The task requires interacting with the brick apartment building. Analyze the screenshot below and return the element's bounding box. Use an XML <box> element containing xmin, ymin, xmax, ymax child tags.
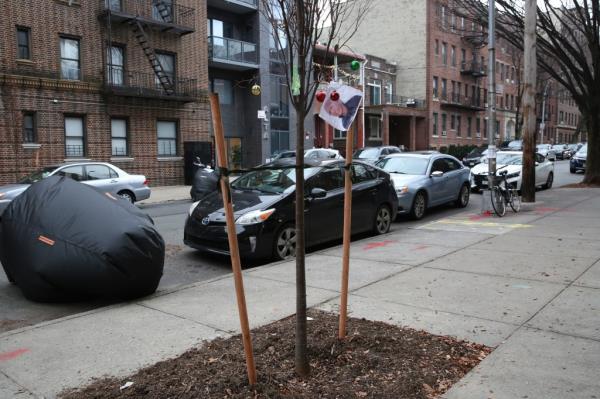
<box><xmin>0</xmin><ymin>0</ymin><xmax>210</xmax><ymax>186</ymax></box>
<box><xmin>339</xmin><ymin>0</ymin><xmax>525</xmax><ymax>151</ymax></box>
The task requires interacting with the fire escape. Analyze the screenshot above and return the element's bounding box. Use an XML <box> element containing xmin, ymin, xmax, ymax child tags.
<box><xmin>99</xmin><ymin>0</ymin><xmax>196</xmax><ymax>101</ymax></box>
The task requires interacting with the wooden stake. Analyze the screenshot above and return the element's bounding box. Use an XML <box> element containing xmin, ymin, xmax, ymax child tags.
<box><xmin>209</xmin><ymin>94</ymin><xmax>257</xmax><ymax>385</ymax></box>
<box><xmin>339</xmin><ymin>122</ymin><xmax>354</xmax><ymax>339</ymax></box>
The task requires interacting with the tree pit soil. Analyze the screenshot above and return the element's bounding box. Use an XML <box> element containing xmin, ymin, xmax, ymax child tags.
<box><xmin>61</xmin><ymin>310</ymin><xmax>491</xmax><ymax>399</ymax></box>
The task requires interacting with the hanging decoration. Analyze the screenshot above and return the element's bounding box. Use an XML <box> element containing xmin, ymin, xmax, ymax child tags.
<box><xmin>330</xmin><ymin>90</ymin><xmax>340</xmax><ymax>101</ymax></box>
<box><xmin>316</xmin><ymin>91</ymin><xmax>326</xmax><ymax>103</ymax></box>
<box><xmin>350</xmin><ymin>60</ymin><xmax>360</xmax><ymax>71</ymax></box>
<box><xmin>251</xmin><ymin>84</ymin><xmax>261</xmax><ymax>96</ymax></box>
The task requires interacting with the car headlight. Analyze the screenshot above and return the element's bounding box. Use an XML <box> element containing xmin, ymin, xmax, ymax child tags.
<box><xmin>236</xmin><ymin>209</ymin><xmax>275</xmax><ymax>225</ymax></box>
<box><xmin>188</xmin><ymin>201</ymin><xmax>200</xmax><ymax>216</ymax></box>
<box><xmin>505</xmin><ymin>172</ymin><xmax>521</xmax><ymax>179</ymax></box>
<box><xmin>396</xmin><ymin>185</ymin><xmax>409</xmax><ymax>195</ymax></box>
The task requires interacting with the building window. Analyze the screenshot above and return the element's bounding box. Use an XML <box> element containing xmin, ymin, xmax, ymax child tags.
<box><xmin>434</xmin><ymin>39</ymin><xmax>439</xmax><ymax>55</ymax></box>
<box><xmin>107</xmin><ymin>45</ymin><xmax>124</xmax><ymax>85</ymax></box>
<box><xmin>157</xmin><ymin>120</ymin><xmax>177</xmax><ymax>156</ymax></box>
<box><xmin>334</xmin><ymin>129</ymin><xmax>346</xmax><ymax>139</ymax></box>
<box><xmin>467</xmin><ymin>116</ymin><xmax>472</xmax><ymax>138</ymax></box>
<box><xmin>153</xmin><ymin>0</ymin><xmax>173</xmax><ymax>23</ymax></box>
<box><xmin>457</xmin><ymin>116</ymin><xmax>462</xmax><ymax>137</ymax></box>
<box><xmin>432</xmin><ymin>76</ymin><xmax>438</xmax><ymax>98</ymax></box>
<box><xmin>60</xmin><ymin>37</ymin><xmax>80</xmax><ymax>80</ymax></box>
<box><xmin>461</xmin><ymin>48</ymin><xmax>466</xmax><ymax>65</ymax></box>
<box><xmin>155</xmin><ymin>52</ymin><xmax>175</xmax><ymax>87</ymax></box>
<box><xmin>271</xmin><ymin>130</ymin><xmax>289</xmax><ymax>154</ymax></box>
<box><xmin>65</xmin><ymin>116</ymin><xmax>85</xmax><ymax>157</ymax></box>
<box><xmin>433</xmin><ymin>113</ymin><xmax>438</xmax><ymax>136</ymax></box>
<box><xmin>495</xmin><ymin>120</ymin><xmax>500</xmax><ymax>138</ymax></box>
<box><xmin>476</xmin><ymin>118</ymin><xmax>481</xmax><ymax>137</ymax></box>
<box><xmin>17</xmin><ymin>27</ymin><xmax>31</xmax><ymax>60</ymax></box>
<box><xmin>441</xmin><ymin>113</ymin><xmax>447</xmax><ymax>135</ymax></box>
<box><xmin>484</xmin><ymin>119</ymin><xmax>488</xmax><ymax>138</ymax></box>
<box><xmin>441</xmin><ymin>79</ymin><xmax>447</xmax><ymax>100</ymax></box>
<box><xmin>369</xmin><ymin>117</ymin><xmax>381</xmax><ymax>139</ymax></box>
<box><xmin>111</xmin><ymin>118</ymin><xmax>128</xmax><ymax>156</ymax></box>
<box><xmin>441</xmin><ymin>5</ymin><xmax>446</xmax><ymax>28</ymax></box>
<box><xmin>368</xmin><ymin>83</ymin><xmax>381</xmax><ymax>106</ymax></box>
<box><xmin>451</xmin><ymin>46</ymin><xmax>456</xmax><ymax>67</ymax></box>
<box><xmin>385</xmin><ymin>82</ymin><xmax>393</xmax><ymax>103</ymax></box>
<box><xmin>23</xmin><ymin>112</ymin><xmax>36</xmax><ymax>143</ymax></box>
<box><xmin>441</xmin><ymin>42</ymin><xmax>447</xmax><ymax>65</ymax></box>
<box><xmin>211</xmin><ymin>78</ymin><xmax>234</xmax><ymax>105</ymax></box>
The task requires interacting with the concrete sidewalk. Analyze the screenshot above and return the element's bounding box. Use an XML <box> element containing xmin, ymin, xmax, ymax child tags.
<box><xmin>137</xmin><ymin>185</ymin><xmax>191</xmax><ymax>206</ymax></box>
<box><xmin>1</xmin><ymin>187</ymin><xmax>600</xmax><ymax>398</ymax></box>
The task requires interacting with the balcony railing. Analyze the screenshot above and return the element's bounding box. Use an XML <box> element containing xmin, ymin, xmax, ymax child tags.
<box><xmin>103</xmin><ymin>69</ymin><xmax>199</xmax><ymax>101</ymax></box>
<box><xmin>208</xmin><ymin>36</ymin><xmax>258</xmax><ymax>68</ymax></box>
<box><xmin>441</xmin><ymin>92</ymin><xmax>485</xmax><ymax>110</ymax></box>
<box><xmin>99</xmin><ymin>0</ymin><xmax>195</xmax><ymax>35</ymax></box>
<box><xmin>367</xmin><ymin>94</ymin><xmax>426</xmax><ymax>108</ymax></box>
<box><xmin>460</xmin><ymin>61</ymin><xmax>487</xmax><ymax>77</ymax></box>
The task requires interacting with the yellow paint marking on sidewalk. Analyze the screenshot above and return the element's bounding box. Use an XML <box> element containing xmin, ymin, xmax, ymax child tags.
<box><xmin>432</xmin><ymin>219</ymin><xmax>533</xmax><ymax>229</ymax></box>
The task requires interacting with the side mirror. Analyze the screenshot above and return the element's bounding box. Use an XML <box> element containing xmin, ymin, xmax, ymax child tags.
<box><xmin>535</xmin><ymin>162</ymin><xmax>540</xmax><ymax>166</ymax></box>
<box><xmin>309</xmin><ymin>188</ymin><xmax>327</xmax><ymax>199</ymax></box>
<box><xmin>431</xmin><ymin>171</ymin><xmax>444</xmax><ymax>178</ymax></box>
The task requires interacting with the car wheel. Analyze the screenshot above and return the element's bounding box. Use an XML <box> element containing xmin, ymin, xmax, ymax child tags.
<box><xmin>410</xmin><ymin>191</ymin><xmax>427</xmax><ymax>220</ymax></box>
<box><xmin>118</xmin><ymin>190</ymin><xmax>135</xmax><ymax>203</ymax></box>
<box><xmin>373</xmin><ymin>204</ymin><xmax>392</xmax><ymax>235</ymax></box>
<box><xmin>455</xmin><ymin>184</ymin><xmax>470</xmax><ymax>208</ymax></box>
<box><xmin>274</xmin><ymin>224</ymin><xmax>296</xmax><ymax>261</ymax></box>
<box><xmin>543</xmin><ymin>172</ymin><xmax>554</xmax><ymax>189</ymax></box>
<box><xmin>570</xmin><ymin>167</ymin><xmax>576</xmax><ymax>174</ymax></box>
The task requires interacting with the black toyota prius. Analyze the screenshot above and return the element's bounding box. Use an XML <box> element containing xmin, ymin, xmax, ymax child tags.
<box><xmin>184</xmin><ymin>159</ymin><xmax>398</xmax><ymax>260</ymax></box>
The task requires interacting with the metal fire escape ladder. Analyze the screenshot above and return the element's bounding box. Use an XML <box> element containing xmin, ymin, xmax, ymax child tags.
<box><xmin>130</xmin><ymin>19</ymin><xmax>175</xmax><ymax>95</ymax></box>
<box><xmin>153</xmin><ymin>1</ymin><xmax>173</xmax><ymax>23</ymax></box>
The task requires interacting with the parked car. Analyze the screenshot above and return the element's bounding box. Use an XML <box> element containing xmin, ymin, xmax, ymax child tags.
<box><xmin>353</xmin><ymin>146</ymin><xmax>402</xmax><ymax>164</ymax></box>
<box><xmin>462</xmin><ymin>146</ymin><xmax>488</xmax><ymax>168</ymax></box>
<box><xmin>304</xmin><ymin>148</ymin><xmax>344</xmax><ymax>160</ymax></box>
<box><xmin>552</xmin><ymin>144</ymin><xmax>570</xmax><ymax>160</ymax></box>
<box><xmin>270</xmin><ymin>150</ymin><xmax>296</xmax><ymax>162</ymax></box>
<box><xmin>507</xmin><ymin>140</ymin><xmax>523</xmax><ymax>150</ymax></box>
<box><xmin>0</xmin><ymin>162</ymin><xmax>150</xmax><ymax>217</ymax></box>
<box><xmin>184</xmin><ymin>159</ymin><xmax>398</xmax><ymax>260</ymax></box>
<box><xmin>567</xmin><ymin>144</ymin><xmax>580</xmax><ymax>158</ymax></box>
<box><xmin>470</xmin><ymin>151</ymin><xmax>555</xmax><ymax>191</ymax></box>
<box><xmin>536</xmin><ymin>144</ymin><xmax>557</xmax><ymax>162</ymax></box>
<box><xmin>570</xmin><ymin>143</ymin><xmax>587</xmax><ymax>173</ymax></box>
<box><xmin>375</xmin><ymin>152</ymin><xmax>471</xmax><ymax>220</ymax></box>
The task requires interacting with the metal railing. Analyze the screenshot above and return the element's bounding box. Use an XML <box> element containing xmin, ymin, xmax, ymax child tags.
<box><xmin>208</xmin><ymin>36</ymin><xmax>258</xmax><ymax>65</ymax></box>
<box><xmin>443</xmin><ymin>92</ymin><xmax>485</xmax><ymax>109</ymax></box>
<box><xmin>460</xmin><ymin>61</ymin><xmax>487</xmax><ymax>76</ymax></box>
<box><xmin>227</xmin><ymin>0</ymin><xmax>257</xmax><ymax>6</ymax></box>
<box><xmin>104</xmin><ymin>69</ymin><xmax>199</xmax><ymax>99</ymax></box>
<box><xmin>66</xmin><ymin>145</ymin><xmax>84</xmax><ymax>158</ymax></box>
<box><xmin>100</xmin><ymin>0</ymin><xmax>195</xmax><ymax>30</ymax></box>
<box><xmin>367</xmin><ymin>94</ymin><xmax>426</xmax><ymax>108</ymax></box>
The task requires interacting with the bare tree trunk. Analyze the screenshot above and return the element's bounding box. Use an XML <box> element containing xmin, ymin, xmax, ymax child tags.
<box><xmin>521</xmin><ymin>0</ymin><xmax>537</xmax><ymax>202</ymax></box>
<box><xmin>583</xmin><ymin>101</ymin><xmax>600</xmax><ymax>185</ymax></box>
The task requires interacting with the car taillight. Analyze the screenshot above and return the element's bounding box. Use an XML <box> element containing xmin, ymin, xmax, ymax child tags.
<box><xmin>143</xmin><ymin>179</ymin><xmax>149</xmax><ymax>186</ymax></box>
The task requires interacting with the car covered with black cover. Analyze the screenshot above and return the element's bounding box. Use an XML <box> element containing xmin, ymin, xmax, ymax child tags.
<box><xmin>0</xmin><ymin>176</ymin><xmax>164</xmax><ymax>302</ymax></box>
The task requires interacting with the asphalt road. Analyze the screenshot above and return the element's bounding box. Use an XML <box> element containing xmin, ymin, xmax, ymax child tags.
<box><xmin>0</xmin><ymin>160</ymin><xmax>584</xmax><ymax>333</ymax></box>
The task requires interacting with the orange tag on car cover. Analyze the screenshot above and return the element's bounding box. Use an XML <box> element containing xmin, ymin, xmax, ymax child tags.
<box><xmin>38</xmin><ymin>235</ymin><xmax>55</xmax><ymax>246</ymax></box>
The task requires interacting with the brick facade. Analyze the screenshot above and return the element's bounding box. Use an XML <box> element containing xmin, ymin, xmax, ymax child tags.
<box><xmin>0</xmin><ymin>0</ymin><xmax>210</xmax><ymax>186</ymax></box>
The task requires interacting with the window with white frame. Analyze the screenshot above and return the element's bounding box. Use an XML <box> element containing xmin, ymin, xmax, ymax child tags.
<box><xmin>368</xmin><ymin>82</ymin><xmax>381</xmax><ymax>105</ymax></box>
<box><xmin>65</xmin><ymin>116</ymin><xmax>84</xmax><ymax>157</ymax></box>
<box><xmin>111</xmin><ymin>118</ymin><xmax>128</xmax><ymax>156</ymax></box>
<box><xmin>60</xmin><ymin>37</ymin><xmax>80</xmax><ymax>80</ymax></box>
<box><xmin>369</xmin><ymin>116</ymin><xmax>381</xmax><ymax>139</ymax></box>
<box><xmin>334</xmin><ymin>129</ymin><xmax>346</xmax><ymax>139</ymax></box>
<box><xmin>157</xmin><ymin>120</ymin><xmax>177</xmax><ymax>156</ymax></box>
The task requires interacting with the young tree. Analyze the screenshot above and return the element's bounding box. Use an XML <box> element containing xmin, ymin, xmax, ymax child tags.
<box><xmin>261</xmin><ymin>0</ymin><xmax>372</xmax><ymax>377</ymax></box>
<box><xmin>455</xmin><ymin>0</ymin><xmax>600</xmax><ymax>184</ymax></box>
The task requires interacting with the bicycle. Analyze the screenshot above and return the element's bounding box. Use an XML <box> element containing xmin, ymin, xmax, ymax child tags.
<box><xmin>486</xmin><ymin>165</ymin><xmax>521</xmax><ymax>217</ymax></box>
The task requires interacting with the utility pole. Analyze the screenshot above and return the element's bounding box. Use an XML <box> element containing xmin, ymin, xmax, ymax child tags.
<box><xmin>521</xmin><ymin>0</ymin><xmax>537</xmax><ymax>202</ymax></box>
<box><xmin>486</xmin><ymin>0</ymin><xmax>497</xmax><ymax>191</ymax></box>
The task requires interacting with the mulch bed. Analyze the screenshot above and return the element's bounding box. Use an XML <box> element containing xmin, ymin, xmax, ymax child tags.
<box><xmin>61</xmin><ymin>310</ymin><xmax>491</xmax><ymax>399</ymax></box>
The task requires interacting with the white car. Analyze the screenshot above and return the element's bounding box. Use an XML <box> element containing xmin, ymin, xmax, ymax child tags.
<box><xmin>304</xmin><ymin>148</ymin><xmax>344</xmax><ymax>160</ymax></box>
<box><xmin>470</xmin><ymin>151</ymin><xmax>555</xmax><ymax>191</ymax></box>
<box><xmin>536</xmin><ymin>144</ymin><xmax>557</xmax><ymax>162</ymax></box>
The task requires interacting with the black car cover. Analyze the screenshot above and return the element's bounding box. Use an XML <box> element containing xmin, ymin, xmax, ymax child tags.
<box><xmin>0</xmin><ymin>176</ymin><xmax>164</xmax><ymax>302</ymax></box>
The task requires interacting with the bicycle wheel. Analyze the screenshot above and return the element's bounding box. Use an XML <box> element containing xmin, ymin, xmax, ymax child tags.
<box><xmin>490</xmin><ymin>186</ymin><xmax>506</xmax><ymax>217</ymax></box>
<box><xmin>509</xmin><ymin>189</ymin><xmax>521</xmax><ymax>212</ymax></box>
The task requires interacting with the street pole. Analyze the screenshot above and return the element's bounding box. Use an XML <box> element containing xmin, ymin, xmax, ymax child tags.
<box><xmin>539</xmin><ymin>82</ymin><xmax>549</xmax><ymax>144</ymax></box>
<box><xmin>486</xmin><ymin>0</ymin><xmax>497</xmax><ymax>192</ymax></box>
<box><xmin>521</xmin><ymin>0</ymin><xmax>537</xmax><ymax>202</ymax></box>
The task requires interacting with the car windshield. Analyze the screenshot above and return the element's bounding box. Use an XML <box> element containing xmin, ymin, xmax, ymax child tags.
<box><xmin>231</xmin><ymin>167</ymin><xmax>320</xmax><ymax>194</ymax></box>
<box><xmin>466</xmin><ymin>147</ymin><xmax>485</xmax><ymax>157</ymax></box>
<box><xmin>552</xmin><ymin>145</ymin><xmax>564</xmax><ymax>150</ymax></box>
<box><xmin>18</xmin><ymin>166</ymin><xmax>59</xmax><ymax>184</ymax></box>
<box><xmin>354</xmin><ymin>148</ymin><xmax>380</xmax><ymax>159</ymax></box>
<box><xmin>496</xmin><ymin>153</ymin><xmax>523</xmax><ymax>165</ymax></box>
<box><xmin>537</xmin><ymin>144</ymin><xmax>551</xmax><ymax>150</ymax></box>
<box><xmin>508</xmin><ymin>140</ymin><xmax>522</xmax><ymax>148</ymax></box>
<box><xmin>576</xmin><ymin>144</ymin><xmax>587</xmax><ymax>157</ymax></box>
<box><xmin>375</xmin><ymin>156</ymin><xmax>429</xmax><ymax>175</ymax></box>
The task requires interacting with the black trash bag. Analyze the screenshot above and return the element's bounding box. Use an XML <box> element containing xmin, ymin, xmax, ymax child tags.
<box><xmin>190</xmin><ymin>165</ymin><xmax>220</xmax><ymax>201</ymax></box>
<box><xmin>0</xmin><ymin>176</ymin><xmax>164</xmax><ymax>302</ymax></box>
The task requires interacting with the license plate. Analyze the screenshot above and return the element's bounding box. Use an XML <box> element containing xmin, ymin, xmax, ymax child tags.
<box><xmin>481</xmin><ymin>180</ymin><xmax>488</xmax><ymax>186</ymax></box>
<box><xmin>470</xmin><ymin>162</ymin><xmax>475</xmax><ymax>166</ymax></box>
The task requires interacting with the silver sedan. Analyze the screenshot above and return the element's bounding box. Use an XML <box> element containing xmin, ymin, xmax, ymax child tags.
<box><xmin>0</xmin><ymin>162</ymin><xmax>150</xmax><ymax>216</ymax></box>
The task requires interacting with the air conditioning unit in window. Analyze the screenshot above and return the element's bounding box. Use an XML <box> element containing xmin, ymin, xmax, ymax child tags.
<box><xmin>441</xmin><ymin>130</ymin><xmax>447</xmax><ymax>137</ymax></box>
<box><xmin>475</xmin><ymin>131</ymin><xmax>481</xmax><ymax>138</ymax></box>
